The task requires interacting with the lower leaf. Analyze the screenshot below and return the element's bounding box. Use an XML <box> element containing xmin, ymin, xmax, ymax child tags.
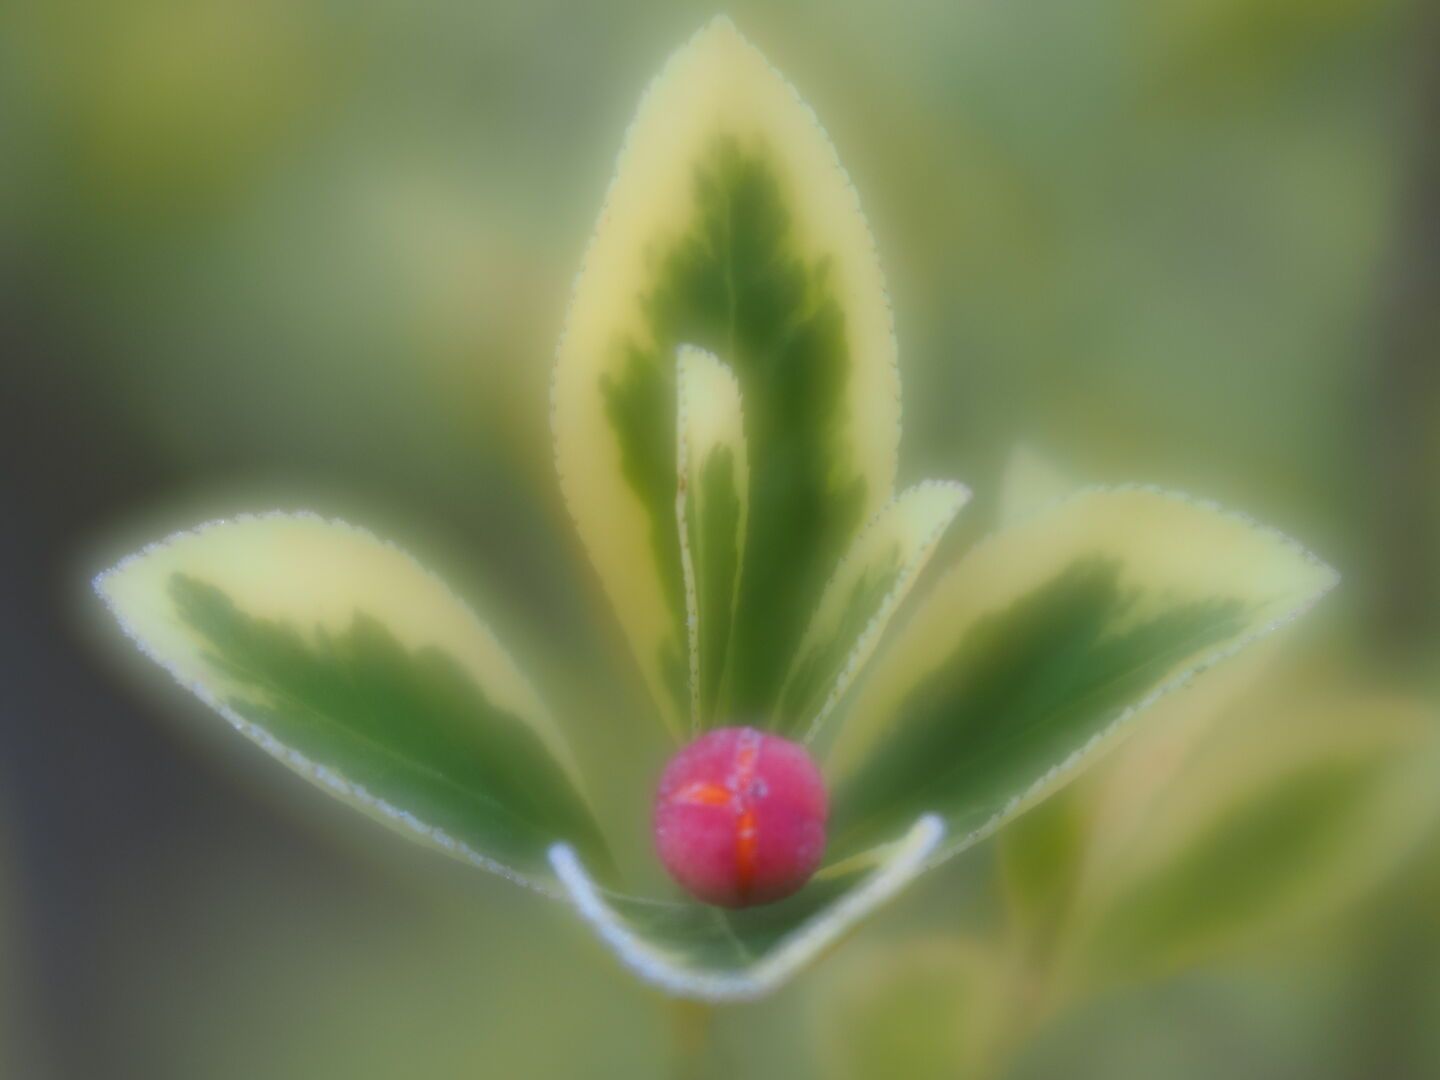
<box><xmin>549</xmin><ymin>814</ymin><xmax>944</xmax><ymax>1001</ymax></box>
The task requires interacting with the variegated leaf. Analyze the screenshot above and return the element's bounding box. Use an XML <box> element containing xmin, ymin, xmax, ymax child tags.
<box><xmin>676</xmin><ymin>346</ymin><xmax>749</xmax><ymax>732</ymax></box>
<box><xmin>549</xmin><ymin>815</ymin><xmax>943</xmax><ymax>1002</ymax></box>
<box><xmin>822</xmin><ymin>487</ymin><xmax>1339</xmax><ymax>864</ymax></box>
<box><xmin>554</xmin><ymin>16</ymin><xmax>900</xmax><ymax>731</ymax></box>
<box><xmin>1080</xmin><ymin>680</ymin><xmax>1440</xmax><ymax>978</ymax></box>
<box><xmin>96</xmin><ymin>513</ymin><xmax>608</xmax><ymax>889</ymax></box>
<box><xmin>776</xmin><ymin>481</ymin><xmax>970</xmax><ymax>739</ymax></box>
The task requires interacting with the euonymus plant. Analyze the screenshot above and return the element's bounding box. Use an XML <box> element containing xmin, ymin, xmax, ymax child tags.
<box><xmin>95</xmin><ymin>19</ymin><xmax>1337</xmax><ymax>1002</ymax></box>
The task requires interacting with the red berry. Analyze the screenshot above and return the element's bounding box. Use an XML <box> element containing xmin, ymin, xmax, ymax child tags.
<box><xmin>653</xmin><ymin>726</ymin><xmax>828</xmax><ymax>908</ymax></box>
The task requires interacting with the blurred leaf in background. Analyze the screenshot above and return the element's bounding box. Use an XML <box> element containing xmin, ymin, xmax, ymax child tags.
<box><xmin>1076</xmin><ymin>673</ymin><xmax>1439</xmax><ymax>981</ymax></box>
<box><xmin>815</xmin><ymin>654</ymin><xmax>1440</xmax><ymax>1078</ymax></box>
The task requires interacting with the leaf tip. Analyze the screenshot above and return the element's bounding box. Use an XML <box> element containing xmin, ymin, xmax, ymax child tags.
<box><xmin>919</xmin><ymin>477</ymin><xmax>973</xmax><ymax>515</ymax></box>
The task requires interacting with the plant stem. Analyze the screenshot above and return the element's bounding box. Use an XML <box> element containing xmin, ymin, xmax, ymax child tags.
<box><xmin>669</xmin><ymin>999</ymin><xmax>717</xmax><ymax>1080</ymax></box>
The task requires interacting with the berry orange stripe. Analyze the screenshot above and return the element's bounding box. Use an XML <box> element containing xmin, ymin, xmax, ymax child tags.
<box><xmin>732</xmin><ymin>729</ymin><xmax>762</xmax><ymax>899</ymax></box>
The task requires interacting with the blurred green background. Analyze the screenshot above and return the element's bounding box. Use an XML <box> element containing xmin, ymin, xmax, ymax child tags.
<box><xmin>3</xmin><ymin>0</ymin><xmax>1438</xmax><ymax>1077</ymax></box>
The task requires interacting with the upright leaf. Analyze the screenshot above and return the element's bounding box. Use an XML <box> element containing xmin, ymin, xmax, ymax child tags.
<box><xmin>823</xmin><ymin>487</ymin><xmax>1338</xmax><ymax>862</ymax></box>
<box><xmin>96</xmin><ymin>513</ymin><xmax>608</xmax><ymax>888</ymax></box>
<box><xmin>554</xmin><ymin>17</ymin><xmax>900</xmax><ymax>730</ymax></box>
<box><xmin>675</xmin><ymin>346</ymin><xmax>749</xmax><ymax>731</ymax></box>
<box><xmin>776</xmin><ymin>481</ymin><xmax>969</xmax><ymax>739</ymax></box>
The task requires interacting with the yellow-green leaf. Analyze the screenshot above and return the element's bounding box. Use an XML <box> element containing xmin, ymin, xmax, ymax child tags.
<box><xmin>554</xmin><ymin>17</ymin><xmax>900</xmax><ymax>730</ymax></box>
<box><xmin>96</xmin><ymin>513</ymin><xmax>607</xmax><ymax>889</ymax></box>
<box><xmin>1080</xmin><ymin>677</ymin><xmax>1440</xmax><ymax>978</ymax></box>
<box><xmin>776</xmin><ymin>481</ymin><xmax>970</xmax><ymax>739</ymax></box>
<box><xmin>676</xmin><ymin>346</ymin><xmax>749</xmax><ymax>732</ymax></box>
<box><xmin>822</xmin><ymin>487</ymin><xmax>1338</xmax><ymax>864</ymax></box>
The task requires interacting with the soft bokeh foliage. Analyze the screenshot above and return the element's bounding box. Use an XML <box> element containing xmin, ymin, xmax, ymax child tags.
<box><xmin>4</xmin><ymin>0</ymin><xmax>1439</xmax><ymax>1076</ymax></box>
<box><xmin>813</xmin><ymin>656</ymin><xmax>1440</xmax><ymax>1079</ymax></box>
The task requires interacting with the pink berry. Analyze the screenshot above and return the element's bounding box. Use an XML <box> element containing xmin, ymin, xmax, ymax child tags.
<box><xmin>653</xmin><ymin>726</ymin><xmax>828</xmax><ymax>908</ymax></box>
